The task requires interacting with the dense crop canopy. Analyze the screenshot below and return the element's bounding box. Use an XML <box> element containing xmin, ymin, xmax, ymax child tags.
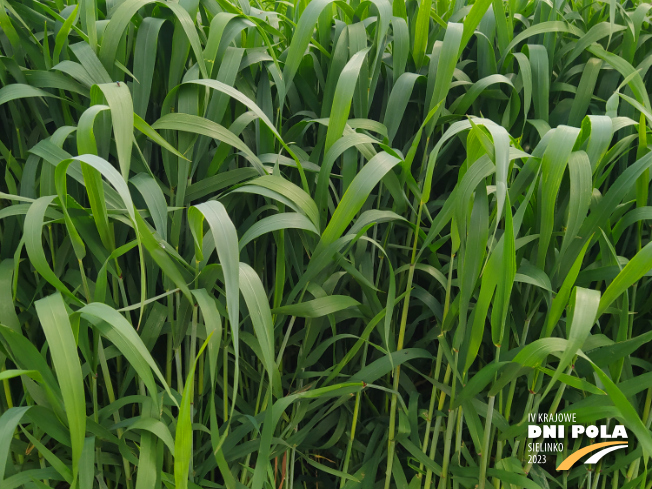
<box><xmin>1</xmin><ymin>0</ymin><xmax>652</xmax><ymax>488</ymax></box>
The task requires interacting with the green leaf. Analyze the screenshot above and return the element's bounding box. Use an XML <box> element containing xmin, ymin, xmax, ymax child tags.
<box><xmin>238</xmin><ymin>263</ymin><xmax>278</xmax><ymax>392</ymax></box>
<box><xmin>152</xmin><ymin>113</ymin><xmax>266</xmax><ymax>175</ymax></box>
<box><xmin>591</xmin><ymin>365</ymin><xmax>652</xmax><ymax>457</ymax></box>
<box><xmin>34</xmin><ymin>293</ymin><xmax>86</xmax><ymax>486</ymax></box>
<box><xmin>412</xmin><ymin>0</ymin><xmax>432</xmax><ymax>68</ymax></box>
<box><xmin>0</xmin><ymin>84</ymin><xmax>54</xmax><ymax>107</ymax></box>
<box><xmin>244</xmin><ymin>175</ymin><xmax>320</xmax><ymax>230</ymax></box>
<box><xmin>90</xmin><ymin>83</ymin><xmax>134</xmax><ymax>179</ymax></box>
<box><xmin>0</xmin><ymin>407</ymin><xmax>31</xmax><ymax>482</ymax></box>
<box><xmin>272</xmin><ymin>296</ymin><xmax>360</xmax><ymax>318</ymax></box>
<box><xmin>239</xmin><ymin>213</ymin><xmax>319</xmax><ymax>250</ymax></box>
<box><xmin>175</xmin><ymin>334</ymin><xmax>212</xmax><ymax>489</ymax></box>
<box><xmin>536</xmin><ymin>125</ymin><xmax>580</xmax><ymax>269</ymax></box>
<box><xmin>324</xmin><ymin>48</ymin><xmax>370</xmax><ymax>155</ymax></box>
<box><xmin>192</xmin><ymin>289</ymin><xmax>222</xmax><ymax>387</ymax></box>
<box><xmin>318</xmin><ymin>152</ymin><xmax>401</xmax><ymax>251</ymax></box>
<box><xmin>541</xmin><ymin>286</ymin><xmax>599</xmax><ymax>399</ymax></box>
<box><xmin>598</xmin><ymin>240</ymin><xmax>652</xmax><ymax>317</ymax></box>
<box><xmin>78</xmin><ymin>302</ymin><xmax>175</xmax><ymax>406</ymax></box>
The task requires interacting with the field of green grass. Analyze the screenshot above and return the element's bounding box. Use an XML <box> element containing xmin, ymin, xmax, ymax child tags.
<box><xmin>1</xmin><ymin>0</ymin><xmax>652</xmax><ymax>487</ymax></box>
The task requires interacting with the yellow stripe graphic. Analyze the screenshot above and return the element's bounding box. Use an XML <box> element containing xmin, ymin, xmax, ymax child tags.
<box><xmin>556</xmin><ymin>442</ymin><xmax>628</xmax><ymax>470</ymax></box>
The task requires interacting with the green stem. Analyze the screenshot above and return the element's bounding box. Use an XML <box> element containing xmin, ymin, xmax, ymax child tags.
<box><xmin>223</xmin><ymin>322</ymin><xmax>229</xmax><ymax>422</ymax></box>
<box><xmin>78</xmin><ymin>259</ymin><xmax>91</xmax><ymax>303</ymax></box>
<box><xmin>421</xmin><ymin>345</ymin><xmax>444</xmax><ymax>462</ymax></box>
<box><xmin>340</xmin><ymin>386</ymin><xmax>361</xmax><ymax>487</ymax></box>
<box><xmin>175</xmin><ymin>346</ymin><xmax>184</xmax><ymax>394</ymax></box>
<box><xmin>481</xmin><ymin>405</ymin><xmax>497</xmax><ymax>485</ymax></box>
<box><xmin>98</xmin><ymin>338</ymin><xmax>133</xmax><ymax>489</ymax></box>
<box><xmin>384</xmin><ymin>203</ymin><xmax>423</xmax><ymax>489</ymax></box>
<box><xmin>424</xmin><ymin>363</ymin><xmax>451</xmax><ymax>489</ymax></box>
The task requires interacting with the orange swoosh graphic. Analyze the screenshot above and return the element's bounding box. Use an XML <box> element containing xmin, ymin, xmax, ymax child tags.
<box><xmin>556</xmin><ymin>442</ymin><xmax>628</xmax><ymax>470</ymax></box>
